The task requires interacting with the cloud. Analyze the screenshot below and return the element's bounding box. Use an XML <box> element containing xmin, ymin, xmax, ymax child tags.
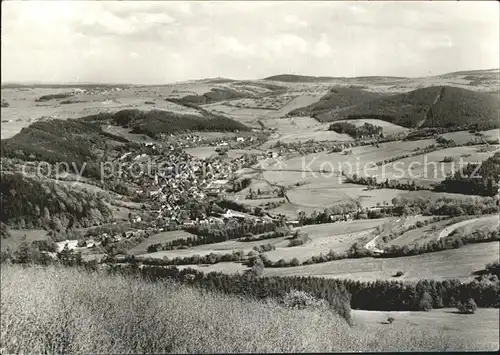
<box><xmin>214</xmin><ymin>36</ymin><xmax>255</xmax><ymax>57</ymax></box>
<box><xmin>262</xmin><ymin>34</ymin><xmax>309</xmax><ymax>56</ymax></box>
<box><xmin>312</xmin><ymin>34</ymin><xmax>335</xmax><ymax>58</ymax></box>
<box><xmin>284</xmin><ymin>14</ymin><xmax>308</xmax><ymax>28</ymax></box>
<box><xmin>1</xmin><ymin>1</ymin><xmax>498</xmax><ymax>83</ymax></box>
<box><xmin>419</xmin><ymin>35</ymin><xmax>454</xmax><ymax>50</ymax></box>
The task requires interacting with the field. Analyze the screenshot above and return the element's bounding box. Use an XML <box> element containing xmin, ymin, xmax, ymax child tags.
<box><xmin>1</xmin><ymin>229</ymin><xmax>50</xmax><ymax>251</ymax></box>
<box><xmin>264</xmin><ymin>227</ymin><xmax>375</xmax><ymax>262</ymax></box>
<box><xmin>262</xmin><ymin>242</ymin><xmax>499</xmax><ymax>281</ymax></box>
<box><xmin>127</xmin><ymin>230</ymin><xmax>198</xmax><ymax>255</ymax></box>
<box><xmin>352</xmin><ymin>308</ymin><xmax>499</xmax><ymax>351</ymax></box>
<box><xmin>138</xmin><ymin>219</ymin><xmax>395</xmax><ymax>261</ymax></box>
<box><xmin>441</xmin><ymin>128</ymin><xmax>499</xmax><ymax>145</ymax></box>
<box><xmin>367</xmin><ymin>144</ymin><xmax>500</xmax><ymax>185</ymax></box>
<box><xmin>184</xmin><ymin>242</ymin><xmax>500</xmax><ymax>282</ymax></box>
<box><xmin>453</xmin><ymin>215</ymin><xmax>500</xmax><ymax>235</ymax></box>
<box><xmin>437</xmin><ymin>214</ymin><xmax>499</xmax><ymax>241</ymax></box>
<box><xmin>184</xmin><ymin>146</ymin><xmax>218</xmax><ymax>159</ymax></box>
<box><xmin>3</xmin><ymin>265</ymin><xmax>492</xmax><ymax>353</ymax></box>
<box><xmin>263</xmin><ymin>138</ymin><xmax>438</xmax><ymax>173</ymax></box>
<box><xmin>386</xmin><ymin>215</ymin><xmax>498</xmax><ymax>248</ymax></box>
<box><xmin>286</xmin><ymin>184</ymin><xmax>405</xmax><ymax>209</ymax></box>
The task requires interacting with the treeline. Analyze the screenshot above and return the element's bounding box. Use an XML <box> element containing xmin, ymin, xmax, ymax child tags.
<box><xmin>329</xmin><ymin>122</ymin><xmax>383</xmax><ymax>139</ymax></box>
<box><xmin>239</xmin><ymin>229</ymin><xmax>290</xmax><ymax>242</ymax></box>
<box><xmin>167</xmin><ymin>88</ymin><xmax>253</xmax><ymax>106</ymax></box>
<box><xmin>345</xmin><ymin>174</ymin><xmax>431</xmax><ymax>192</ymax></box>
<box><xmin>391</xmin><ymin>195</ymin><xmax>498</xmax><ymax>217</ymax></box>
<box><xmin>35</xmin><ymin>93</ymin><xmax>73</xmax><ymax>102</ymax></box>
<box><xmin>380</xmin><ymin>228</ymin><xmax>499</xmax><ymax>258</ymax></box>
<box><xmin>112</xmin><ymin>109</ymin><xmax>250</xmax><ymax>139</ymax></box>
<box><xmin>374</xmin><ymin>144</ymin><xmax>440</xmax><ymax>166</ymax></box>
<box><xmin>295</xmin><ymin>194</ymin><xmax>496</xmax><ymax>229</ymax></box>
<box><xmin>0</xmin><ymin>172</ymin><xmax>113</xmax><ymax>230</ymax></box>
<box><xmin>132</xmin><ymin>265</ymin><xmax>353</xmax><ymax>322</ymax></box>
<box><xmin>434</xmin><ymin>152</ymin><xmax>500</xmax><ymax>197</ymax></box>
<box><xmin>119</xmin><ymin>217</ymin><xmax>497</xmax><ymax>271</ymax></box>
<box><xmin>146</xmin><ymin>220</ymin><xmax>278</xmax><ymax>253</ymax></box>
<box><xmin>263</xmin><ymin>224</ymin><xmax>499</xmax><ymax>268</ymax></box>
<box><xmin>485</xmin><ymin>262</ymin><xmax>500</xmax><ymax>278</ymax></box>
<box><xmin>130</xmin><ymin>265</ymin><xmax>499</xmax><ymax>313</ymax></box>
<box><xmin>229</xmin><ymin>177</ymin><xmax>252</xmax><ymax>192</ymax></box>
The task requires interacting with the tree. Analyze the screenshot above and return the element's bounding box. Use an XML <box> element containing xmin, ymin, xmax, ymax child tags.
<box><xmin>418</xmin><ymin>291</ymin><xmax>433</xmax><ymax>311</ymax></box>
<box><xmin>282</xmin><ymin>290</ymin><xmax>327</xmax><ymax>310</ymax></box>
<box><xmin>457</xmin><ymin>298</ymin><xmax>478</xmax><ymax>314</ymax></box>
<box><xmin>290</xmin><ymin>257</ymin><xmax>300</xmax><ymax>267</ymax></box>
<box><xmin>14</xmin><ymin>236</ymin><xmax>33</xmax><ymax>264</ymax></box>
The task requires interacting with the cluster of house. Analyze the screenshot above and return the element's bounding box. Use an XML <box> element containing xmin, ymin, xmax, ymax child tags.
<box><xmin>158</xmin><ymin>134</ymin><xmax>257</xmax><ymax>150</ymax></box>
<box><xmin>109</xmin><ymin>141</ymin><xmax>267</xmax><ymax>227</ymax></box>
<box><xmin>71</xmin><ymin>87</ymin><xmax>124</xmax><ymax>95</ymax></box>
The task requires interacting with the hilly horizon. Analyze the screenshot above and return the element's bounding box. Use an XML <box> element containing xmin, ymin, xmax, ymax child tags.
<box><xmin>292</xmin><ymin>85</ymin><xmax>500</xmax><ymax>130</ymax></box>
<box><xmin>2</xmin><ymin>68</ymin><xmax>499</xmax><ymax>88</ymax></box>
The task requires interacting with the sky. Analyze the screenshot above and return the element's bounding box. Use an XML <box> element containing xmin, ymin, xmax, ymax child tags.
<box><xmin>1</xmin><ymin>1</ymin><xmax>499</xmax><ymax>84</ymax></box>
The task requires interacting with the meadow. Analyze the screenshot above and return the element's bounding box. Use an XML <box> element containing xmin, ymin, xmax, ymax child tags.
<box><xmin>385</xmin><ymin>215</ymin><xmax>498</xmax><ymax>247</ymax></box>
<box><xmin>263</xmin><ymin>138</ymin><xmax>438</xmax><ymax>173</ymax></box>
<box><xmin>127</xmin><ymin>230</ymin><xmax>198</xmax><ymax>255</ymax></box>
<box><xmin>368</xmin><ymin>144</ymin><xmax>499</xmax><ymax>184</ymax></box>
<box><xmin>351</xmin><ymin>308</ymin><xmax>499</xmax><ymax>351</ymax></box>
<box><xmin>1</xmin><ymin>265</ymin><xmax>495</xmax><ymax>353</ymax></box>
<box><xmin>262</xmin><ymin>242</ymin><xmax>499</xmax><ymax>281</ymax></box>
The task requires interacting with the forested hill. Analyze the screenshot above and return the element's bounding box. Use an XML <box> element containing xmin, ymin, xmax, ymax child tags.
<box><xmin>1</xmin><ymin>109</ymin><xmax>250</xmax><ymax>179</ymax></box>
<box><xmin>435</xmin><ymin>152</ymin><xmax>500</xmax><ymax>196</ymax></box>
<box><xmin>314</xmin><ymin>86</ymin><xmax>500</xmax><ymax>130</ymax></box>
<box><xmin>0</xmin><ymin>172</ymin><xmax>113</xmax><ymax>230</ymax></box>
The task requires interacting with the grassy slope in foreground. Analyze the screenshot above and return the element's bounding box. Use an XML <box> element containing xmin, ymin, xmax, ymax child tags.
<box><xmin>1</xmin><ymin>265</ymin><xmax>495</xmax><ymax>353</ymax></box>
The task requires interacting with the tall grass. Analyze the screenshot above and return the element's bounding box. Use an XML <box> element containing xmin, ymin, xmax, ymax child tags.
<box><xmin>0</xmin><ymin>265</ymin><xmax>484</xmax><ymax>353</ymax></box>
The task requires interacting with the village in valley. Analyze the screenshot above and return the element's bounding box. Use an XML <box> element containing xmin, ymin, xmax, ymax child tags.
<box><xmin>1</xmin><ymin>1</ymin><xmax>499</xmax><ymax>353</ymax></box>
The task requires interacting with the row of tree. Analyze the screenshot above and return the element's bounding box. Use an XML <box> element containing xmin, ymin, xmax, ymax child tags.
<box><xmin>434</xmin><ymin>152</ymin><xmax>500</xmax><ymax>197</ymax></box>
<box><xmin>328</xmin><ymin>122</ymin><xmax>383</xmax><ymax>139</ymax></box>
<box><xmin>379</xmin><ymin>228</ymin><xmax>499</xmax><ymax>257</ymax></box>
<box><xmin>120</xmin><ymin>264</ymin><xmax>499</xmax><ymax>315</ymax></box>
<box><xmin>146</xmin><ymin>219</ymin><xmax>279</xmax><ymax>253</ymax></box>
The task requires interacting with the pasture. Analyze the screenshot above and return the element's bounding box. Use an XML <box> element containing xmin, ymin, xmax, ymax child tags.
<box><xmin>352</xmin><ymin>308</ymin><xmax>499</xmax><ymax>351</ymax></box>
<box><xmin>262</xmin><ymin>242</ymin><xmax>500</xmax><ymax>281</ymax></box>
<box><xmin>441</xmin><ymin>129</ymin><xmax>500</xmax><ymax>145</ymax></box>
<box><xmin>1</xmin><ymin>229</ymin><xmax>50</xmax><ymax>251</ymax></box>
<box><xmin>453</xmin><ymin>214</ymin><xmax>499</xmax><ymax>235</ymax></box>
<box><xmin>127</xmin><ymin>230</ymin><xmax>198</xmax><ymax>255</ymax></box>
<box><xmin>287</xmin><ymin>183</ymin><xmax>405</xmax><ymax>210</ymax></box>
<box><xmin>263</xmin><ymin>219</ymin><xmax>387</xmax><ymax>262</ymax></box>
<box><xmin>437</xmin><ymin>214</ymin><xmax>499</xmax><ymax>241</ymax></box>
<box><xmin>367</xmin><ymin>144</ymin><xmax>500</xmax><ymax>184</ymax></box>
<box><xmin>185</xmin><ymin>146</ymin><xmax>217</xmax><ymax>159</ymax></box>
<box><xmin>383</xmin><ymin>215</ymin><xmax>495</xmax><ymax>248</ymax></box>
<box><xmin>263</xmin><ymin>138</ymin><xmax>437</xmax><ymax>173</ymax></box>
<box><xmin>171</xmin><ymin>241</ymin><xmax>499</xmax><ymax>282</ymax></box>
